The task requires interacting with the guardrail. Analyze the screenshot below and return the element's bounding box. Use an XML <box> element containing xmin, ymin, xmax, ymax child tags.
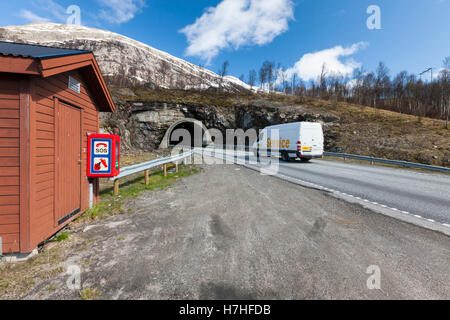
<box><xmin>109</xmin><ymin>150</ymin><xmax>194</xmax><ymax>195</ymax></box>
<box><xmin>110</xmin><ymin>147</ymin><xmax>447</xmax><ymax>196</ymax></box>
<box><xmin>323</xmin><ymin>152</ymin><xmax>450</xmax><ymax>173</ymax></box>
<box><xmin>201</xmin><ymin>145</ymin><xmax>450</xmax><ymax>173</ymax></box>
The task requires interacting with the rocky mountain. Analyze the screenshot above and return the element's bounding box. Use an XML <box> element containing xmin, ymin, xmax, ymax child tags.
<box><xmin>0</xmin><ymin>22</ymin><xmax>250</xmax><ymax>92</ymax></box>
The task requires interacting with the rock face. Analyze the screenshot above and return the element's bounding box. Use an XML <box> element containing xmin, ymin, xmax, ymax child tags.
<box><xmin>103</xmin><ymin>100</ymin><xmax>340</xmax><ymax>150</ymax></box>
<box><xmin>0</xmin><ymin>23</ymin><xmax>250</xmax><ymax>92</ymax></box>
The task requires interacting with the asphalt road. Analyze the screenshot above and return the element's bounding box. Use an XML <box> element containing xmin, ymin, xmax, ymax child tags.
<box><xmin>23</xmin><ymin>164</ymin><xmax>450</xmax><ymax>300</ymax></box>
<box><xmin>206</xmin><ymin>149</ymin><xmax>450</xmax><ymax>226</ymax></box>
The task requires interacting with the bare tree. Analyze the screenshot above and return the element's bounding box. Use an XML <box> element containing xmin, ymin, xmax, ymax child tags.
<box><xmin>277</xmin><ymin>66</ymin><xmax>288</xmax><ymax>93</ymax></box>
<box><xmin>392</xmin><ymin>71</ymin><xmax>408</xmax><ymax>112</ymax></box>
<box><xmin>352</xmin><ymin>67</ymin><xmax>365</xmax><ymax>105</ymax></box>
<box><xmin>318</xmin><ymin>64</ymin><xmax>327</xmax><ymax>99</ymax></box>
<box><xmin>261</xmin><ymin>61</ymin><xmax>275</xmax><ymax>92</ymax></box>
<box><xmin>219</xmin><ymin>61</ymin><xmax>229</xmax><ymax>77</ymax></box>
<box><xmin>242</xmin><ymin>57</ymin><xmax>449</xmax><ymax>122</ymax></box>
<box><xmin>259</xmin><ymin>66</ymin><xmax>267</xmax><ymax>89</ymax></box>
<box><xmin>291</xmin><ymin>73</ymin><xmax>297</xmax><ymax>95</ymax></box>
<box><xmin>248</xmin><ymin>69</ymin><xmax>256</xmax><ymax>88</ymax></box>
<box><xmin>375</xmin><ymin>61</ymin><xmax>390</xmax><ymax>108</ymax></box>
<box><xmin>218</xmin><ymin>61</ymin><xmax>229</xmax><ymax>90</ymax></box>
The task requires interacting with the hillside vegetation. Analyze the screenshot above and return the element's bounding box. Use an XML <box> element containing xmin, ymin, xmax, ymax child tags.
<box><xmin>110</xmin><ymin>87</ymin><xmax>450</xmax><ymax>167</ymax></box>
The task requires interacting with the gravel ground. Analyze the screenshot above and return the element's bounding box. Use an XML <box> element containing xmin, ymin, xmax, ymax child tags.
<box><xmin>22</xmin><ymin>164</ymin><xmax>450</xmax><ymax>300</ymax></box>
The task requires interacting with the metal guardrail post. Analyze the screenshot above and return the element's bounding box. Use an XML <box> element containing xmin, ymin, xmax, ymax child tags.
<box><xmin>89</xmin><ymin>179</ymin><xmax>94</xmax><ymax>209</ymax></box>
<box><xmin>145</xmin><ymin>169</ymin><xmax>149</xmax><ymax>185</ymax></box>
<box><xmin>163</xmin><ymin>164</ymin><xmax>167</xmax><ymax>177</ymax></box>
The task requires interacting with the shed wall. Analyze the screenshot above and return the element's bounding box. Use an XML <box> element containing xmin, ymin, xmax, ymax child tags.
<box><xmin>0</xmin><ymin>76</ymin><xmax>20</xmax><ymax>253</ymax></box>
<box><xmin>28</xmin><ymin>69</ymin><xmax>100</xmax><ymax>251</ymax></box>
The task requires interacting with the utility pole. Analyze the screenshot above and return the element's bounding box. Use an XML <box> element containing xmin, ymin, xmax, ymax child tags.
<box><xmin>420</xmin><ymin>68</ymin><xmax>433</xmax><ymax>83</ymax></box>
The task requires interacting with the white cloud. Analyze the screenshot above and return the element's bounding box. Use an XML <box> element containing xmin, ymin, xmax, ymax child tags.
<box><xmin>180</xmin><ymin>0</ymin><xmax>294</xmax><ymax>63</ymax></box>
<box><xmin>18</xmin><ymin>0</ymin><xmax>144</xmax><ymax>26</ymax></box>
<box><xmin>19</xmin><ymin>9</ymin><xmax>50</xmax><ymax>23</ymax></box>
<box><xmin>34</xmin><ymin>0</ymin><xmax>67</xmax><ymax>21</ymax></box>
<box><xmin>279</xmin><ymin>42</ymin><xmax>368</xmax><ymax>83</ymax></box>
<box><xmin>97</xmin><ymin>0</ymin><xmax>145</xmax><ymax>24</ymax></box>
<box><xmin>18</xmin><ymin>0</ymin><xmax>71</xmax><ymax>23</ymax></box>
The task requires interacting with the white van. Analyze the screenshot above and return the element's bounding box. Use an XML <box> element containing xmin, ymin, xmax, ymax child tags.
<box><xmin>252</xmin><ymin>122</ymin><xmax>324</xmax><ymax>162</ymax></box>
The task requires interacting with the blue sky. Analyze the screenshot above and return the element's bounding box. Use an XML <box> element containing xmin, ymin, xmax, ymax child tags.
<box><xmin>1</xmin><ymin>0</ymin><xmax>449</xmax><ymax>83</ymax></box>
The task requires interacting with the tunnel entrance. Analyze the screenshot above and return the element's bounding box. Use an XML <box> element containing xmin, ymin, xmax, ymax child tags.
<box><xmin>159</xmin><ymin>118</ymin><xmax>212</xmax><ymax>149</ymax></box>
<box><xmin>169</xmin><ymin>121</ymin><xmax>205</xmax><ymax>147</ymax></box>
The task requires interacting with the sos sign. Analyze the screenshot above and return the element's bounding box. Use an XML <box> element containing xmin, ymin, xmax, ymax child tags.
<box><xmin>87</xmin><ymin>134</ymin><xmax>120</xmax><ymax>178</ymax></box>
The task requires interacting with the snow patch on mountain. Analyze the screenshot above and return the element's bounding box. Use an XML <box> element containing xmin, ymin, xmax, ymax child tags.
<box><xmin>0</xmin><ymin>22</ymin><xmax>250</xmax><ymax>92</ymax></box>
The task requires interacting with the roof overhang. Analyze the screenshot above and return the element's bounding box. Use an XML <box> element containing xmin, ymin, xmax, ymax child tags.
<box><xmin>0</xmin><ymin>53</ymin><xmax>115</xmax><ymax>112</ymax></box>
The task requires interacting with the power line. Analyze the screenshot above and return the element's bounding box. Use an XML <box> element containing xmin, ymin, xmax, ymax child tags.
<box><xmin>419</xmin><ymin>67</ymin><xmax>433</xmax><ymax>82</ymax></box>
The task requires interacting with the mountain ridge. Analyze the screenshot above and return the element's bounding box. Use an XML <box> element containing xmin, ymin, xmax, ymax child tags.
<box><xmin>0</xmin><ymin>22</ymin><xmax>250</xmax><ymax>92</ymax></box>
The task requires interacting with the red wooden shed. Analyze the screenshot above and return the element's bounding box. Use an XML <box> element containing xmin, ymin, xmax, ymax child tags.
<box><xmin>0</xmin><ymin>41</ymin><xmax>115</xmax><ymax>254</ymax></box>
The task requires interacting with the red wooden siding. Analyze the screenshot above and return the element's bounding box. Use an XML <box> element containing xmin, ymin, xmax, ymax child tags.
<box><xmin>28</xmin><ymin>70</ymin><xmax>100</xmax><ymax>250</ymax></box>
<box><xmin>0</xmin><ymin>77</ymin><xmax>20</xmax><ymax>253</ymax></box>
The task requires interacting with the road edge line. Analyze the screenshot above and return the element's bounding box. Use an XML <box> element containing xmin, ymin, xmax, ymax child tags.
<box><xmin>241</xmin><ymin>163</ymin><xmax>450</xmax><ymax>237</ymax></box>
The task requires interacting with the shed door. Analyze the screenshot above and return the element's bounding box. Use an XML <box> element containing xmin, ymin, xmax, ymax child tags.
<box><xmin>55</xmin><ymin>101</ymin><xmax>81</xmax><ymax>225</ymax></box>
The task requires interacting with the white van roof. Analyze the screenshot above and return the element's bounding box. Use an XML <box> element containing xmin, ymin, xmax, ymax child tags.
<box><xmin>265</xmin><ymin>121</ymin><xmax>322</xmax><ymax>130</ymax></box>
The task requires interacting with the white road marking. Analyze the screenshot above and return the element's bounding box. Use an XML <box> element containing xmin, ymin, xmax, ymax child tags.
<box><xmin>239</xmin><ymin>159</ymin><xmax>450</xmax><ymax>232</ymax></box>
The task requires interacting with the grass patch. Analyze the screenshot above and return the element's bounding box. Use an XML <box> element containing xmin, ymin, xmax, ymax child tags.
<box><xmin>82</xmin><ymin>199</ymin><xmax>125</xmax><ymax>220</ymax></box>
<box><xmin>55</xmin><ymin>232</ymin><xmax>69</xmax><ymax>242</ymax></box>
<box><xmin>80</xmin><ymin>288</ymin><xmax>102</xmax><ymax>300</ymax></box>
<box><xmin>0</xmin><ymin>246</ymin><xmax>67</xmax><ymax>299</ymax></box>
<box><xmin>120</xmin><ymin>153</ymin><xmax>159</xmax><ymax>167</ymax></box>
<box><xmin>78</xmin><ymin>165</ymin><xmax>198</xmax><ymax>222</ymax></box>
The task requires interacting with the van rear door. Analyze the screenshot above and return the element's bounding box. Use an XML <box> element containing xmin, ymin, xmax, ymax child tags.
<box><xmin>300</xmin><ymin>125</ymin><xmax>323</xmax><ymax>155</ymax></box>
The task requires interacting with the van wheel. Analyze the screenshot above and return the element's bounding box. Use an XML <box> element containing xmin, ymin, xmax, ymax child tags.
<box><xmin>281</xmin><ymin>151</ymin><xmax>290</xmax><ymax>162</ymax></box>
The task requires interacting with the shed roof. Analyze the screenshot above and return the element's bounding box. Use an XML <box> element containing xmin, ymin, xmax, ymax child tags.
<box><xmin>0</xmin><ymin>41</ymin><xmax>90</xmax><ymax>59</ymax></box>
<box><xmin>0</xmin><ymin>41</ymin><xmax>115</xmax><ymax>112</ymax></box>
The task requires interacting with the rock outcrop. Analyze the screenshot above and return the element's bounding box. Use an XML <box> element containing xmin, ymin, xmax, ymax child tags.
<box><xmin>102</xmin><ymin>99</ymin><xmax>340</xmax><ymax>150</ymax></box>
